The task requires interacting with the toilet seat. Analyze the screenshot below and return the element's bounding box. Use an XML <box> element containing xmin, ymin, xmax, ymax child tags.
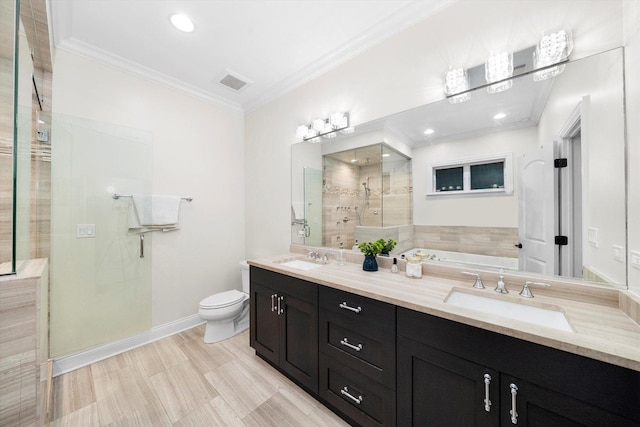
<box><xmin>199</xmin><ymin>290</ymin><xmax>245</xmax><ymax>309</ymax></box>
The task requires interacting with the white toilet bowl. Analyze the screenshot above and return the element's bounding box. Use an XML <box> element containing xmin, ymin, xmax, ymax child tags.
<box><xmin>199</xmin><ymin>261</ymin><xmax>250</xmax><ymax>343</ymax></box>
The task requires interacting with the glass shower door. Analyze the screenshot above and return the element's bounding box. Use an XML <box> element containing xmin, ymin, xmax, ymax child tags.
<box><xmin>49</xmin><ymin>114</ymin><xmax>152</xmax><ymax>357</ymax></box>
<box><xmin>303</xmin><ymin>167</ymin><xmax>322</xmax><ymax>246</ymax></box>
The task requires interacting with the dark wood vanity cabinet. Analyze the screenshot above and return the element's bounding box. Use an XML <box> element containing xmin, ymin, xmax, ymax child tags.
<box><xmin>249</xmin><ymin>267</ymin><xmax>318</xmax><ymax>393</ymax></box>
<box><xmin>398</xmin><ymin>308</ymin><xmax>640</xmax><ymax>426</ymax></box>
<box><xmin>318</xmin><ymin>287</ymin><xmax>397</xmax><ymax>426</ymax></box>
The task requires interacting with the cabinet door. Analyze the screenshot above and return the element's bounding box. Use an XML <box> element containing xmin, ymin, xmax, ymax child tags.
<box><xmin>280</xmin><ymin>292</ymin><xmax>318</xmax><ymax>393</ymax></box>
<box><xmin>501</xmin><ymin>375</ymin><xmax>639</xmax><ymax>427</ymax></box>
<box><xmin>250</xmin><ymin>281</ymin><xmax>279</xmax><ymax>365</ymax></box>
<box><xmin>397</xmin><ymin>336</ymin><xmax>499</xmax><ymax>427</ymax></box>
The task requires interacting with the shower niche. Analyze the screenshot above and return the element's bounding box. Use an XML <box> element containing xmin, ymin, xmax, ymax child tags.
<box><xmin>320</xmin><ymin>143</ymin><xmax>412</xmax><ymax>249</ymax></box>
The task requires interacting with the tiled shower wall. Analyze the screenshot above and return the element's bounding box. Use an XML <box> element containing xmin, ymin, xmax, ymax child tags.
<box><xmin>322</xmin><ymin>157</ymin><xmax>412</xmax><ymax>249</ymax></box>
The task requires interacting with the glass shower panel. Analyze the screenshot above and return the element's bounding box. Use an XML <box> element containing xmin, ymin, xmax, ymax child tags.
<box><xmin>49</xmin><ymin>114</ymin><xmax>152</xmax><ymax>357</ymax></box>
<box><xmin>0</xmin><ymin>0</ymin><xmax>18</xmax><ymax>274</ymax></box>
<box><xmin>303</xmin><ymin>167</ymin><xmax>322</xmax><ymax>246</ymax></box>
<box><xmin>382</xmin><ymin>145</ymin><xmax>412</xmax><ymax>226</ymax></box>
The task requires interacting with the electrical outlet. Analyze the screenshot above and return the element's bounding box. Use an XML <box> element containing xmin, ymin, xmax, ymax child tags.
<box><xmin>77</xmin><ymin>224</ymin><xmax>96</xmax><ymax>238</ymax></box>
<box><xmin>612</xmin><ymin>245</ymin><xmax>624</xmax><ymax>263</ymax></box>
<box><xmin>631</xmin><ymin>251</ymin><xmax>640</xmax><ymax>270</ymax></box>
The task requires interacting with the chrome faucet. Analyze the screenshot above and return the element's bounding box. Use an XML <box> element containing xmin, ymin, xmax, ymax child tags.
<box><xmin>519</xmin><ymin>281</ymin><xmax>550</xmax><ymax>298</ymax></box>
<box><xmin>494</xmin><ymin>275</ymin><xmax>508</xmax><ymax>294</ymax></box>
<box><xmin>462</xmin><ymin>272</ymin><xmax>484</xmax><ymax>289</ymax></box>
<box><xmin>308</xmin><ymin>250</ymin><xmax>319</xmax><ymax>260</ymax></box>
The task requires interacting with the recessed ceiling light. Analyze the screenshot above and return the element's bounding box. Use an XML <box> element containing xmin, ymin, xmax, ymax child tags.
<box><xmin>351</xmin><ymin>159</ymin><xmax>358</xmax><ymax>163</ymax></box>
<box><xmin>170</xmin><ymin>13</ymin><xmax>195</xmax><ymax>33</ymax></box>
<box><xmin>493</xmin><ymin>112</ymin><xmax>507</xmax><ymax>119</ymax></box>
<box><xmin>424</xmin><ymin>128</ymin><xmax>435</xmax><ymax>135</ymax></box>
<box><xmin>382</xmin><ymin>153</ymin><xmax>391</xmax><ymax>157</ymax></box>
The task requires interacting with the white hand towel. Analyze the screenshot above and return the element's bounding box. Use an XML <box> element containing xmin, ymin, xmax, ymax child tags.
<box><xmin>133</xmin><ymin>195</ymin><xmax>181</xmax><ymax>226</ymax></box>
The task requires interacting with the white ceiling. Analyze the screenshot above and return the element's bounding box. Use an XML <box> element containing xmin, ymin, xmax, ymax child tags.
<box><xmin>49</xmin><ymin>0</ymin><xmax>455</xmax><ymax>112</ymax></box>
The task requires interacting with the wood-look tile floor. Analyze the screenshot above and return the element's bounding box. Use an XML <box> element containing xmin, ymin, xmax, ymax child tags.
<box><xmin>49</xmin><ymin>326</ymin><xmax>349</xmax><ymax>426</ymax></box>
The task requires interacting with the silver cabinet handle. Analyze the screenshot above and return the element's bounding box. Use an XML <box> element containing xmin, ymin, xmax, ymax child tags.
<box><xmin>278</xmin><ymin>296</ymin><xmax>284</xmax><ymax>315</ymax></box>
<box><xmin>339</xmin><ymin>302</ymin><xmax>362</xmax><ymax>313</ymax></box>
<box><xmin>510</xmin><ymin>383</ymin><xmax>518</xmax><ymax>424</ymax></box>
<box><xmin>271</xmin><ymin>294</ymin><xmax>277</xmax><ymax>312</ymax></box>
<box><xmin>483</xmin><ymin>374</ymin><xmax>492</xmax><ymax>412</ymax></box>
<box><xmin>340</xmin><ymin>338</ymin><xmax>363</xmax><ymax>352</ymax></box>
<box><xmin>340</xmin><ymin>386</ymin><xmax>363</xmax><ymax>405</ymax></box>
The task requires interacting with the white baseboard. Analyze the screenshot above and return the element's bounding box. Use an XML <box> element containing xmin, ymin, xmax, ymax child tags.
<box><xmin>52</xmin><ymin>314</ymin><xmax>205</xmax><ymax>377</ymax></box>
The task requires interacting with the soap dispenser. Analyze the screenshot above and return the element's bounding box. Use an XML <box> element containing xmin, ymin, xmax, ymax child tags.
<box><xmin>352</xmin><ymin>240</ymin><xmax>359</xmax><ymax>251</ymax></box>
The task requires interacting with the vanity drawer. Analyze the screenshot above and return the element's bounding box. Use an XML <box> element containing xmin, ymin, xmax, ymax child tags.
<box><xmin>319</xmin><ymin>286</ymin><xmax>395</xmax><ymax>331</ymax></box>
<box><xmin>319</xmin><ymin>309</ymin><xmax>395</xmax><ymax>388</ymax></box>
<box><xmin>319</xmin><ymin>354</ymin><xmax>395</xmax><ymax>427</ymax></box>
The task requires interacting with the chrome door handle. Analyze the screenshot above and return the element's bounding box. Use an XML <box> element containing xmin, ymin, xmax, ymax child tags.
<box><xmin>278</xmin><ymin>296</ymin><xmax>284</xmax><ymax>315</ymax></box>
<box><xmin>510</xmin><ymin>383</ymin><xmax>518</xmax><ymax>424</ymax></box>
<box><xmin>340</xmin><ymin>338</ymin><xmax>363</xmax><ymax>352</ymax></box>
<box><xmin>339</xmin><ymin>302</ymin><xmax>362</xmax><ymax>313</ymax></box>
<box><xmin>483</xmin><ymin>374</ymin><xmax>492</xmax><ymax>412</ymax></box>
<box><xmin>271</xmin><ymin>294</ymin><xmax>277</xmax><ymax>312</ymax></box>
<box><xmin>340</xmin><ymin>386</ymin><xmax>363</xmax><ymax>405</ymax></box>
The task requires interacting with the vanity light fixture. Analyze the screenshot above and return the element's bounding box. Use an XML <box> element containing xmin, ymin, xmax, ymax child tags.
<box><xmin>533</xmin><ymin>30</ymin><xmax>572</xmax><ymax>81</ymax></box>
<box><xmin>170</xmin><ymin>13</ymin><xmax>195</xmax><ymax>32</ymax></box>
<box><xmin>444</xmin><ymin>67</ymin><xmax>471</xmax><ymax>103</ymax></box>
<box><xmin>485</xmin><ymin>51</ymin><xmax>513</xmax><ymax>93</ymax></box>
<box><xmin>296</xmin><ymin>112</ymin><xmax>352</xmax><ymax>142</ymax></box>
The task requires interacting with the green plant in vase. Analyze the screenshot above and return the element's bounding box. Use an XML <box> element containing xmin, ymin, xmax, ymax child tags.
<box><xmin>379</xmin><ymin>238</ymin><xmax>397</xmax><ymax>256</ymax></box>
<box><xmin>358</xmin><ymin>240</ymin><xmax>384</xmax><ymax>271</ymax></box>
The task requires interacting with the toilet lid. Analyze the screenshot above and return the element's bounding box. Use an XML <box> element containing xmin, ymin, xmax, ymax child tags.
<box><xmin>200</xmin><ymin>290</ymin><xmax>246</xmax><ymax>309</ymax></box>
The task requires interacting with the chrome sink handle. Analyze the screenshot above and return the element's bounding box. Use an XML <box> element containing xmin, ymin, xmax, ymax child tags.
<box><xmin>462</xmin><ymin>271</ymin><xmax>484</xmax><ymax>289</ymax></box>
<box><xmin>495</xmin><ymin>275</ymin><xmax>508</xmax><ymax>294</ymax></box>
<box><xmin>519</xmin><ymin>281</ymin><xmax>550</xmax><ymax>298</ymax></box>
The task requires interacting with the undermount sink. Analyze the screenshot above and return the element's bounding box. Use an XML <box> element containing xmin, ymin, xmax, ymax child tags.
<box><xmin>444</xmin><ymin>288</ymin><xmax>573</xmax><ymax>332</ymax></box>
<box><xmin>276</xmin><ymin>259</ymin><xmax>324</xmax><ymax>271</ymax></box>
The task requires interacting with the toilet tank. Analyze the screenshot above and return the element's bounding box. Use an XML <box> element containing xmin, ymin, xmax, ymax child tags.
<box><xmin>240</xmin><ymin>260</ymin><xmax>250</xmax><ymax>293</ymax></box>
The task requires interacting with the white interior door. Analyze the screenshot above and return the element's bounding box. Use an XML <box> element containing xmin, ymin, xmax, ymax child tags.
<box><xmin>518</xmin><ymin>143</ymin><xmax>558</xmax><ymax>275</ymax></box>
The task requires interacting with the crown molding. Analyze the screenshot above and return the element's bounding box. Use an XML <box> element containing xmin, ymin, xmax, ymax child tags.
<box><xmin>56</xmin><ymin>38</ymin><xmax>244</xmax><ymax>112</ymax></box>
<box><xmin>243</xmin><ymin>0</ymin><xmax>458</xmax><ymax>112</ymax></box>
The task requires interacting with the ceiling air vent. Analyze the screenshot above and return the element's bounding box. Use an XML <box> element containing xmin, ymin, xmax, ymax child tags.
<box><xmin>217</xmin><ymin>70</ymin><xmax>252</xmax><ymax>92</ymax></box>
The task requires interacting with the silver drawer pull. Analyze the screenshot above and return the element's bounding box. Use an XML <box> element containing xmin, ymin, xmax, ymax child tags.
<box><xmin>510</xmin><ymin>383</ymin><xmax>518</xmax><ymax>424</ymax></box>
<box><xmin>271</xmin><ymin>294</ymin><xmax>277</xmax><ymax>312</ymax></box>
<box><xmin>340</xmin><ymin>338</ymin><xmax>363</xmax><ymax>352</ymax></box>
<box><xmin>340</xmin><ymin>387</ymin><xmax>363</xmax><ymax>405</ymax></box>
<box><xmin>483</xmin><ymin>374</ymin><xmax>492</xmax><ymax>412</ymax></box>
<box><xmin>339</xmin><ymin>302</ymin><xmax>362</xmax><ymax>313</ymax></box>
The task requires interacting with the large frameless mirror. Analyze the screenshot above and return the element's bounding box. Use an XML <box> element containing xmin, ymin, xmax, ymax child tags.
<box><xmin>292</xmin><ymin>48</ymin><xmax>626</xmax><ymax>289</ymax></box>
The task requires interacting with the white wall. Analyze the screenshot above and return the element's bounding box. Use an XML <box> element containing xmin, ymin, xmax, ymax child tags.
<box><xmin>245</xmin><ymin>0</ymin><xmax>624</xmax><ymax>260</ymax></box>
<box><xmin>412</xmin><ymin>126</ymin><xmax>537</xmax><ymax>227</ymax></box>
<box><xmin>624</xmin><ymin>0</ymin><xmax>640</xmax><ymax>296</ymax></box>
<box><xmin>50</xmin><ymin>50</ymin><xmax>245</xmax><ymax>356</ymax></box>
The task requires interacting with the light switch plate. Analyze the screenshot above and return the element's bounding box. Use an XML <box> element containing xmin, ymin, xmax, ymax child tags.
<box><xmin>631</xmin><ymin>251</ymin><xmax>640</xmax><ymax>270</ymax></box>
<box><xmin>77</xmin><ymin>224</ymin><xmax>96</xmax><ymax>238</ymax></box>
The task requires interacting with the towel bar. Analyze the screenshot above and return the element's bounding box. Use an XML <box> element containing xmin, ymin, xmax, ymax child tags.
<box><xmin>112</xmin><ymin>193</ymin><xmax>193</xmax><ymax>202</ymax></box>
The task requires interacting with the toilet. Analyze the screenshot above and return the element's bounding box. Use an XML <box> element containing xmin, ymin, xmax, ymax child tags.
<box><xmin>198</xmin><ymin>260</ymin><xmax>250</xmax><ymax>343</ymax></box>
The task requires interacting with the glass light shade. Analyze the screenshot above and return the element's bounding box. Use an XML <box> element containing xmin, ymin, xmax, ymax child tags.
<box><xmin>296</xmin><ymin>125</ymin><xmax>309</xmax><ymax>140</ymax></box>
<box><xmin>330</xmin><ymin>112</ymin><xmax>345</xmax><ymax>128</ymax></box>
<box><xmin>444</xmin><ymin>67</ymin><xmax>470</xmax><ymax>96</ymax></box>
<box><xmin>487</xmin><ymin>80</ymin><xmax>512</xmax><ymax>94</ymax></box>
<box><xmin>448</xmin><ymin>93</ymin><xmax>471</xmax><ymax>104</ymax></box>
<box><xmin>533</xmin><ymin>64</ymin><xmax>565</xmax><ymax>82</ymax></box>
<box><xmin>322</xmin><ymin>122</ymin><xmax>334</xmax><ymax>134</ymax></box>
<box><xmin>312</xmin><ymin>119</ymin><xmax>325</xmax><ymax>132</ymax></box>
<box><xmin>485</xmin><ymin>51</ymin><xmax>513</xmax><ymax>83</ymax></box>
<box><xmin>534</xmin><ymin>30</ymin><xmax>572</xmax><ymax>69</ymax></box>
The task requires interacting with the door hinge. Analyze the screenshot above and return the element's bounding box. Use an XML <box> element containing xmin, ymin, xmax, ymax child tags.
<box><xmin>554</xmin><ymin>158</ymin><xmax>568</xmax><ymax>168</ymax></box>
<box><xmin>555</xmin><ymin>235</ymin><xmax>568</xmax><ymax>245</ymax></box>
